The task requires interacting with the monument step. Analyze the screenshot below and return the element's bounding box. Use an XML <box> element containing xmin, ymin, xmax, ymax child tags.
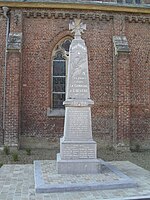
<box><xmin>57</xmin><ymin>153</ymin><xmax>101</xmax><ymax>174</ymax></box>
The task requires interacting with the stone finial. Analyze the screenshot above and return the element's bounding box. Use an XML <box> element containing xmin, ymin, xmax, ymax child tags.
<box><xmin>69</xmin><ymin>19</ymin><xmax>86</xmax><ymax>39</ymax></box>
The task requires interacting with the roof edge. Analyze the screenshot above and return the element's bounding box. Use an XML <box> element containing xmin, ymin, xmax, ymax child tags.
<box><xmin>0</xmin><ymin>1</ymin><xmax>150</xmax><ymax>14</ymax></box>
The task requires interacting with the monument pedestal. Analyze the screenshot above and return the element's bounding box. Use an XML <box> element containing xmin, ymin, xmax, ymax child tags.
<box><xmin>57</xmin><ymin>104</ymin><xmax>101</xmax><ymax>174</ymax></box>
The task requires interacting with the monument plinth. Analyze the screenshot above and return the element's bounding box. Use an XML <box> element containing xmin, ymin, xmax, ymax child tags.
<box><xmin>57</xmin><ymin>19</ymin><xmax>100</xmax><ymax>174</ymax></box>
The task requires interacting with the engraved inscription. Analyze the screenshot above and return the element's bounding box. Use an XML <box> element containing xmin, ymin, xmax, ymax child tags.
<box><xmin>65</xmin><ymin>107</ymin><xmax>92</xmax><ymax>140</ymax></box>
<box><xmin>61</xmin><ymin>143</ymin><xmax>96</xmax><ymax>160</ymax></box>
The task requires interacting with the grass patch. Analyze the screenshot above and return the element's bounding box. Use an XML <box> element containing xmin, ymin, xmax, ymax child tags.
<box><xmin>26</xmin><ymin>148</ymin><xmax>31</xmax><ymax>156</ymax></box>
<box><xmin>0</xmin><ymin>163</ymin><xmax>3</xmax><ymax>168</ymax></box>
<box><xmin>12</xmin><ymin>152</ymin><xmax>19</xmax><ymax>162</ymax></box>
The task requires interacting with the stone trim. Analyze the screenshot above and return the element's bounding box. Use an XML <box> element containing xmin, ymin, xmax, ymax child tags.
<box><xmin>47</xmin><ymin>107</ymin><xmax>65</xmax><ymax>117</ymax></box>
<box><xmin>7</xmin><ymin>33</ymin><xmax>22</xmax><ymax>52</ymax></box>
<box><xmin>22</xmin><ymin>11</ymin><xmax>150</xmax><ymax>24</ymax></box>
<box><xmin>125</xmin><ymin>15</ymin><xmax>150</xmax><ymax>23</ymax></box>
<box><xmin>24</xmin><ymin>11</ymin><xmax>114</xmax><ymax>21</ymax></box>
<box><xmin>113</xmin><ymin>36</ymin><xmax>130</xmax><ymax>55</ymax></box>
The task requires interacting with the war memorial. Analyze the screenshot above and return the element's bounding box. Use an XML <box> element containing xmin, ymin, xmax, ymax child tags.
<box><xmin>0</xmin><ymin>0</ymin><xmax>150</xmax><ymax>151</ymax></box>
<box><xmin>0</xmin><ymin>1</ymin><xmax>150</xmax><ymax>199</ymax></box>
<box><xmin>34</xmin><ymin>19</ymin><xmax>137</xmax><ymax>193</ymax></box>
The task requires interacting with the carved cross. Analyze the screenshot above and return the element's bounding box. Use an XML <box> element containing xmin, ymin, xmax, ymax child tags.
<box><xmin>69</xmin><ymin>19</ymin><xmax>86</xmax><ymax>39</ymax></box>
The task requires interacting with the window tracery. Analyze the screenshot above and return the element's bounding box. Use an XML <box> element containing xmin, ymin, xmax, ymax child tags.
<box><xmin>52</xmin><ymin>38</ymin><xmax>72</xmax><ymax>110</ymax></box>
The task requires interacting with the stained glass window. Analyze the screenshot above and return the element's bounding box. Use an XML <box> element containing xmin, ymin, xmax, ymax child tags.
<box><xmin>61</xmin><ymin>40</ymin><xmax>71</xmax><ymax>52</ymax></box>
<box><xmin>52</xmin><ymin>39</ymin><xmax>72</xmax><ymax>109</ymax></box>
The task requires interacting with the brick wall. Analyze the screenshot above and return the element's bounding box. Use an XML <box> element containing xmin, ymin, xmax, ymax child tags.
<box><xmin>0</xmin><ymin>6</ymin><xmax>149</xmax><ymax>149</ymax></box>
<box><xmin>85</xmin><ymin>18</ymin><xmax>114</xmax><ymax>146</ymax></box>
<box><xmin>21</xmin><ymin>13</ymin><xmax>69</xmax><ymax>147</ymax></box>
<box><xmin>20</xmin><ymin>10</ymin><xmax>114</xmax><ymax>148</ymax></box>
<box><xmin>4</xmin><ymin>52</ymin><xmax>21</xmax><ymax>147</ymax></box>
<box><xmin>0</xmin><ymin>14</ymin><xmax>5</xmax><ymax>145</ymax></box>
<box><xmin>125</xmin><ymin>20</ymin><xmax>150</xmax><ymax>149</ymax></box>
<box><xmin>143</xmin><ymin>0</ymin><xmax>150</xmax><ymax>4</ymax></box>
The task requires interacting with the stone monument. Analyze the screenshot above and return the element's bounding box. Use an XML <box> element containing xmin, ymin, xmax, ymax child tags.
<box><xmin>57</xmin><ymin>19</ymin><xmax>100</xmax><ymax>174</ymax></box>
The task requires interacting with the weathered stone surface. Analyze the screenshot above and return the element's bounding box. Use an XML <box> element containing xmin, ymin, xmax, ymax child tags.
<box><xmin>7</xmin><ymin>33</ymin><xmax>22</xmax><ymax>51</ymax></box>
<box><xmin>113</xmin><ymin>36</ymin><xmax>130</xmax><ymax>55</ymax></box>
<box><xmin>63</xmin><ymin>107</ymin><xmax>93</xmax><ymax>141</ymax></box>
<box><xmin>57</xmin><ymin>19</ymin><xmax>100</xmax><ymax>174</ymax></box>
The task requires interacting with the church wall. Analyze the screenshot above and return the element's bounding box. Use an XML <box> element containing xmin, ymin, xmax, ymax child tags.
<box><xmin>0</xmin><ymin>5</ymin><xmax>149</xmax><ymax>150</ymax></box>
<box><xmin>20</xmin><ymin>9</ymin><xmax>114</xmax><ymax>148</ymax></box>
<box><xmin>8</xmin><ymin>9</ymin><xmax>150</xmax><ymax>150</ymax></box>
<box><xmin>21</xmin><ymin>14</ymin><xmax>68</xmax><ymax>148</ymax></box>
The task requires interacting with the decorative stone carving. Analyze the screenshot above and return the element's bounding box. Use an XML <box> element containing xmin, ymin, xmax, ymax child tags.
<box><xmin>14</xmin><ymin>11</ymin><xmax>22</xmax><ymax>26</ymax></box>
<box><xmin>125</xmin><ymin>16</ymin><xmax>150</xmax><ymax>23</ymax></box>
<box><xmin>69</xmin><ymin>18</ymin><xmax>86</xmax><ymax>38</ymax></box>
<box><xmin>24</xmin><ymin>11</ymin><xmax>150</xmax><ymax>24</ymax></box>
<box><xmin>24</xmin><ymin>11</ymin><xmax>114</xmax><ymax>21</ymax></box>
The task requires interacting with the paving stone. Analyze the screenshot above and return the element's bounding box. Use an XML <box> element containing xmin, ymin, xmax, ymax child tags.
<box><xmin>0</xmin><ymin>161</ymin><xmax>150</xmax><ymax>200</ymax></box>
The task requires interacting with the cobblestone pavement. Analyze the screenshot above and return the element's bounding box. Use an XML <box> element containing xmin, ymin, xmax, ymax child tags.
<box><xmin>41</xmin><ymin>160</ymin><xmax>119</xmax><ymax>184</ymax></box>
<box><xmin>0</xmin><ymin>161</ymin><xmax>150</xmax><ymax>200</ymax></box>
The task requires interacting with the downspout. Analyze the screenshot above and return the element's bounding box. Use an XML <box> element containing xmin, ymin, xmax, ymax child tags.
<box><xmin>2</xmin><ymin>7</ymin><xmax>10</xmax><ymax>133</ymax></box>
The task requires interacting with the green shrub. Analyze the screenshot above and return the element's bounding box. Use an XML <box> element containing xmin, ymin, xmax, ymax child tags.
<box><xmin>26</xmin><ymin>148</ymin><xmax>31</xmax><ymax>156</ymax></box>
<box><xmin>135</xmin><ymin>144</ymin><xmax>140</xmax><ymax>152</ymax></box>
<box><xmin>12</xmin><ymin>152</ymin><xmax>19</xmax><ymax>162</ymax></box>
<box><xmin>3</xmin><ymin>146</ymin><xmax>10</xmax><ymax>155</ymax></box>
<box><xmin>0</xmin><ymin>163</ymin><xmax>3</xmax><ymax>168</ymax></box>
<box><xmin>131</xmin><ymin>144</ymin><xmax>141</xmax><ymax>152</ymax></box>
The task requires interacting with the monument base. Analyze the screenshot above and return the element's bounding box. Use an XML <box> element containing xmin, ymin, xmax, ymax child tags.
<box><xmin>60</xmin><ymin>138</ymin><xmax>97</xmax><ymax>160</ymax></box>
<box><xmin>57</xmin><ymin>153</ymin><xmax>101</xmax><ymax>174</ymax></box>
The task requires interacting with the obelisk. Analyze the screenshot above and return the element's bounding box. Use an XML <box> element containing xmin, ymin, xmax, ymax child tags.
<box><xmin>57</xmin><ymin>19</ymin><xmax>100</xmax><ymax>174</ymax></box>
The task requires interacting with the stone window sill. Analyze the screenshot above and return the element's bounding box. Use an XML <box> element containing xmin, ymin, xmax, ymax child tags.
<box><xmin>47</xmin><ymin>107</ymin><xmax>65</xmax><ymax>117</ymax></box>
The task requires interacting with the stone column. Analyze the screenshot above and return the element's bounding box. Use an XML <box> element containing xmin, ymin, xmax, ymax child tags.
<box><xmin>57</xmin><ymin>19</ymin><xmax>100</xmax><ymax>174</ymax></box>
<box><xmin>4</xmin><ymin>33</ymin><xmax>22</xmax><ymax>149</ymax></box>
<box><xmin>113</xmin><ymin>36</ymin><xmax>131</xmax><ymax>151</ymax></box>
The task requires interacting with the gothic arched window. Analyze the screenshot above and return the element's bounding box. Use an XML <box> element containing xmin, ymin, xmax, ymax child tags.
<box><xmin>52</xmin><ymin>52</ymin><xmax>66</xmax><ymax>109</ymax></box>
<box><xmin>48</xmin><ymin>38</ymin><xmax>72</xmax><ymax>115</ymax></box>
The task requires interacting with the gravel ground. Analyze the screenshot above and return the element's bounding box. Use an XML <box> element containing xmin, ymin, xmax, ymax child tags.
<box><xmin>0</xmin><ymin>147</ymin><xmax>150</xmax><ymax>171</ymax></box>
